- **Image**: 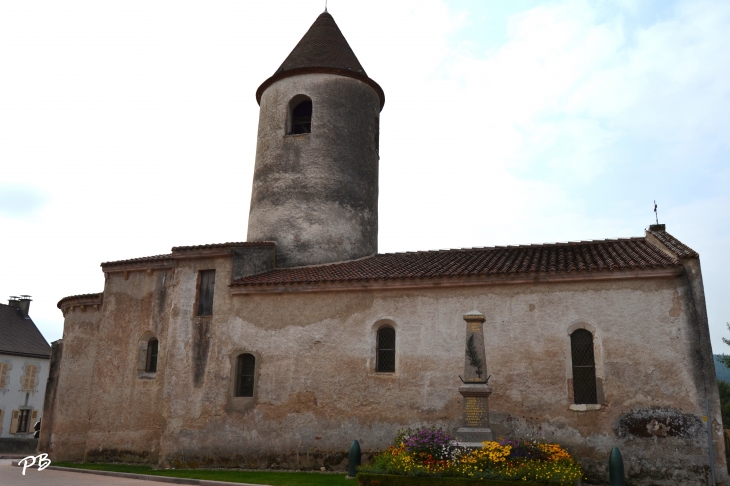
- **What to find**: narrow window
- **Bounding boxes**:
[374,114,380,153]
[197,270,216,316]
[17,409,30,433]
[146,339,159,372]
[235,354,256,397]
[290,99,312,134]
[21,365,38,391]
[0,362,9,389]
[376,326,396,373]
[571,329,598,404]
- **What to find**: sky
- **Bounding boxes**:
[1,0,728,351]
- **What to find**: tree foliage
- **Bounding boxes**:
[718,323,730,429]
[719,381,730,429]
[718,323,730,368]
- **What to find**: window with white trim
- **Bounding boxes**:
[570,329,598,404]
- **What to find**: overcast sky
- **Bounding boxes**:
[1,0,728,352]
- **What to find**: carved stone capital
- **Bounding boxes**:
[463,310,485,322]
[458,383,493,398]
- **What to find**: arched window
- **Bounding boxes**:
[570,329,597,404]
[288,97,312,135]
[146,338,159,373]
[235,353,256,397]
[376,326,396,373]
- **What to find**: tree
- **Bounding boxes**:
[719,323,730,368]
[717,323,730,429]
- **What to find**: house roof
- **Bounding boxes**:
[171,242,276,252]
[101,242,276,268]
[101,254,173,268]
[94,232,694,289]
[256,12,385,109]
[231,236,684,287]
[649,230,699,258]
[0,304,51,358]
[278,12,365,75]
[56,293,103,310]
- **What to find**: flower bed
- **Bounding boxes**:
[358,428,582,485]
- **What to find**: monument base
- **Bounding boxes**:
[455,426,493,444]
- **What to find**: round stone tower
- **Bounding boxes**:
[247,11,385,268]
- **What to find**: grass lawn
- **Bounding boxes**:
[53,462,352,486]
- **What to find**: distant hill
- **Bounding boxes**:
[714,355,730,382]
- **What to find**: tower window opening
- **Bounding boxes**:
[289,99,312,134]
[376,325,396,373]
[235,353,256,397]
[146,338,159,373]
[570,329,598,404]
[196,270,216,316]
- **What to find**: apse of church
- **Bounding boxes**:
[41,11,726,485]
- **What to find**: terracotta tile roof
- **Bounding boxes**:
[0,304,51,358]
[101,242,277,268]
[57,293,103,309]
[171,242,275,252]
[256,12,384,109]
[649,230,699,258]
[231,237,682,287]
[101,254,173,268]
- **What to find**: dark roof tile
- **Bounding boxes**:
[57,293,102,309]
[101,254,173,268]
[0,304,51,358]
[277,12,365,75]
[232,237,682,287]
[171,242,275,252]
[256,12,384,109]
[650,230,699,258]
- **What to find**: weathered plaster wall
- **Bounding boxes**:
[46,303,101,460]
[247,73,380,267]
[82,270,171,463]
[38,340,61,453]
[157,256,237,466]
[52,253,725,484]
[151,257,720,483]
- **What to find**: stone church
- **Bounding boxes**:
[40,11,726,485]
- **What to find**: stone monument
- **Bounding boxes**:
[455,310,493,446]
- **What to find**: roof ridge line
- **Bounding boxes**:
[376,236,647,256]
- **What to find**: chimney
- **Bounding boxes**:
[17,295,32,317]
[8,296,20,308]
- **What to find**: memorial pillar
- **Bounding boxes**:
[455,310,493,445]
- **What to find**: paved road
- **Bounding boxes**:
[0,459,156,485]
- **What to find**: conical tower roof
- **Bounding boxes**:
[256,12,384,110]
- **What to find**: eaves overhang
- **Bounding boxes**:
[256,67,385,111]
[229,266,684,295]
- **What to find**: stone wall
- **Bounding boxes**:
[45,297,102,461]
[247,73,380,267]
[50,252,726,484]
[82,270,170,464]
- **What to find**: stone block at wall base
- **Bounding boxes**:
[454,427,492,443]
[0,438,38,454]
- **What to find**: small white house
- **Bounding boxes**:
[0,296,51,442]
